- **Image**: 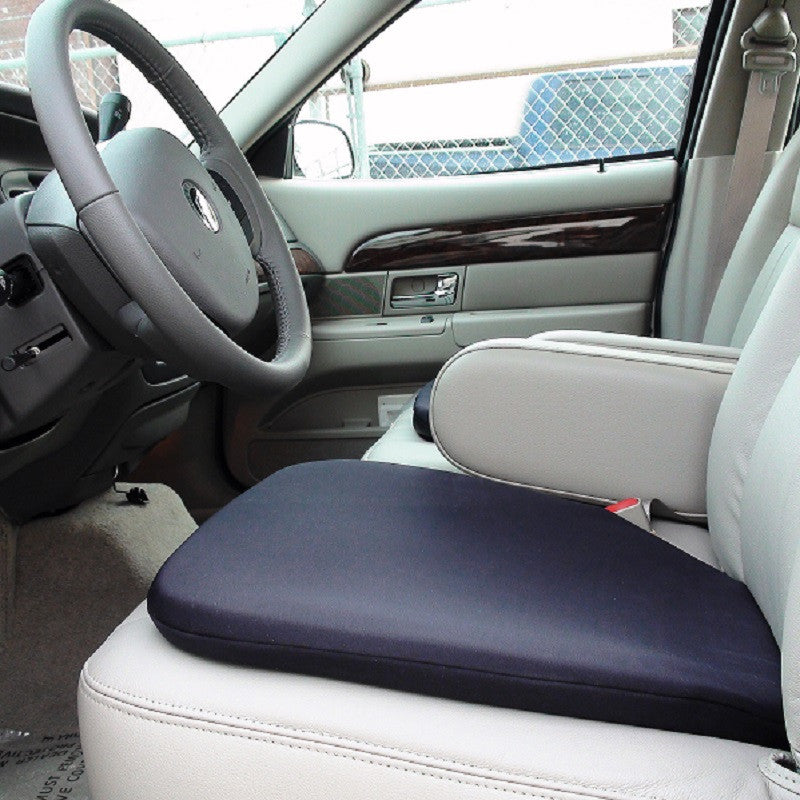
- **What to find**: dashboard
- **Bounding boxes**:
[0,86,231,522]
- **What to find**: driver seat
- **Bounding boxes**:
[78,179,800,798]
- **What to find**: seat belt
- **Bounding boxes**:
[606,498,706,533]
[702,0,797,324]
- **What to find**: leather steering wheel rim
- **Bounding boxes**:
[25,0,312,396]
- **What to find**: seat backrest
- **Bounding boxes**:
[705,127,800,633]
[705,181,800,751]
[703,130,800,347]
[707,128,800,604]
[708,239,800,619]
[710,302,800,759]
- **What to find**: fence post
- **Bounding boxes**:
[342,58,369,178]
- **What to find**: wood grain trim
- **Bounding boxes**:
[290,246,322,275]
[345,205,670,273]
[255,246,321,282]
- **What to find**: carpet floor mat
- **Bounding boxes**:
[0,730,88,800]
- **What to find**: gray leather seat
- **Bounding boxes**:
[364,128,800,492]
[80,602,792,800]
[80,201,800,797]
[79,126,800,800]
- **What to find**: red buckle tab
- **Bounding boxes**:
[605,498,640,513]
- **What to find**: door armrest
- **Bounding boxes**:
[430,336,736,517]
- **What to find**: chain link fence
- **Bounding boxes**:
[66,36,121,111]
[0,0,709,180]
[0,3,296,129]
[301,4,710,179]
[673,4,710,47]
[0,4,120,112]
[361,62,697,180]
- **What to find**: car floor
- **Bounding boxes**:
[0,483,196,799]
[1,730,88,800]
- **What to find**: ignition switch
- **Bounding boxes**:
[0,258,43,307]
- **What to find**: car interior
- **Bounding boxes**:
[2,0,800,797]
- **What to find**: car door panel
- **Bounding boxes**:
[461,253,659,311]
[263,159,676,272]
[223,158,675,485]
[451,304,649,347]
[343,205,670,273]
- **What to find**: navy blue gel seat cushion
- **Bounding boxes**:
[148,460,784,747]
[412,379,434,440]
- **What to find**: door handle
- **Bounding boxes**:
[391,273,459,309]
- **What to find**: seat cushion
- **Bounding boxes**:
[653,519,720,568]
[412,379,434,440]
[148,460,784,747]
[79,604,777,800]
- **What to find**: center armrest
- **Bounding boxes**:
[429,335,737,517]
[532,330,742,363]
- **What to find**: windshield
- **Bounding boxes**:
[0,0,325,135]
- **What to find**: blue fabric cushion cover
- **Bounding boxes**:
[148,460,784,747]
[412,380,434,441]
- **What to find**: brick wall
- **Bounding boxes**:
[0,1,42,61]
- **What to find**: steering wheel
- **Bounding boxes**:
[25,0,312,396]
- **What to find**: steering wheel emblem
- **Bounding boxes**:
[183,181,220,233]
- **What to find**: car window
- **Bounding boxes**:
[295,0,710,179]
[0,0,326,136]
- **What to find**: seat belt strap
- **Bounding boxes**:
[606,498,707,533]
[703,0,797,324]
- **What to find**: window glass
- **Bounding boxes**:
[296,0,710,179]
[0,0,325,136]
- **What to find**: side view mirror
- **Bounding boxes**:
[292,120,355,180]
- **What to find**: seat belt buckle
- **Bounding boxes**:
[742,47,797,73]
[742,29,798,93]
[605,498,653,533]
